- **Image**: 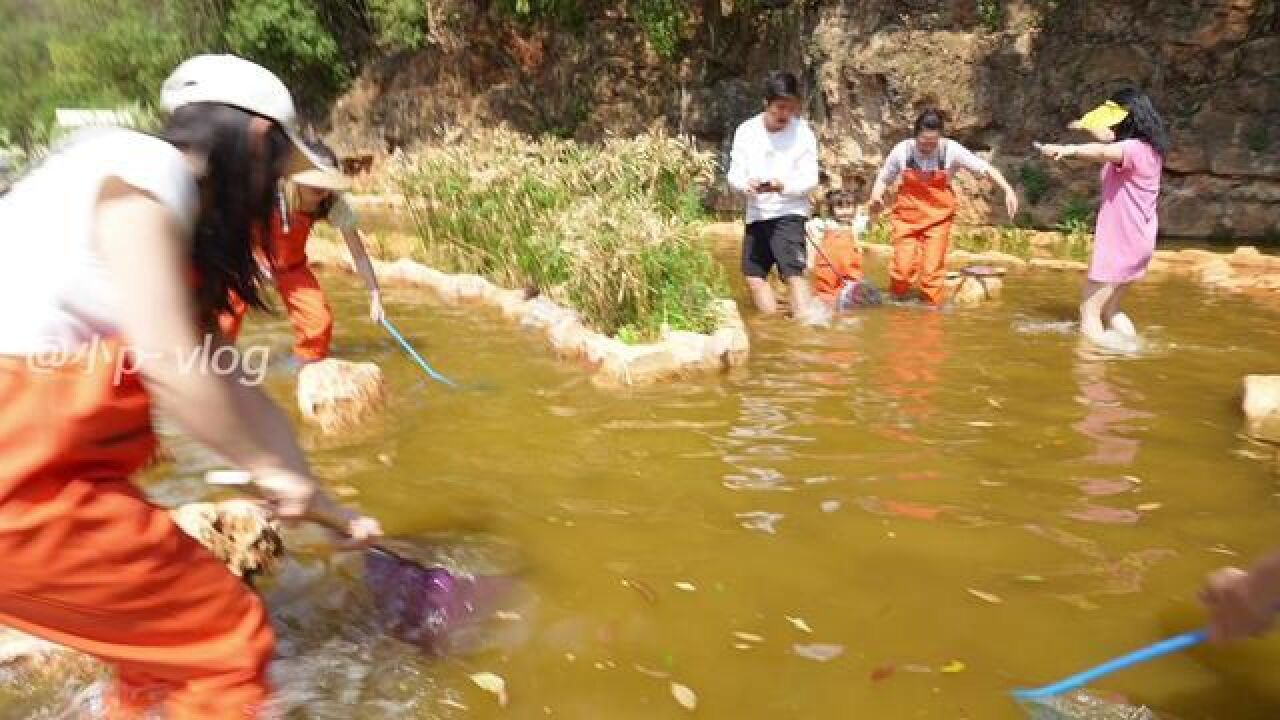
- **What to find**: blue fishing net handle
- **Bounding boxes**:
[381,318,458,389]
[1012,629,1207,701]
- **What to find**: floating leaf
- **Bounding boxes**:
[1017,575,1045,584]
[786,616,814,634]
[966,588,1004,604]
[870,665,896,682]
[674,582,697,592]
[470,672,508,706]
[940,660,966,674]
[621,578,657,604]
[671,682,697,711]
[793,643,845,662]
[1136,502,1162,512]
[635,664,669,679]
[733,631,764,643]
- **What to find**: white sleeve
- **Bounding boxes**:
[875,141,908,186]
[780,125,819,198]
[326,194,360,232]
[104,133,199,234]
[726,123,752,192]
[947,139,991,176]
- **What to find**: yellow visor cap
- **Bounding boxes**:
[1076,100,1129,131]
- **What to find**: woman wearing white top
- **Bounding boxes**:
[868,109,1018,306]
[0,55,381,718]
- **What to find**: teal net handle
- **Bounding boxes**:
[382,318,459,389]
[1012,629,1207,701]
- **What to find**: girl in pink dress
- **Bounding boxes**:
[1036,88,1169,351]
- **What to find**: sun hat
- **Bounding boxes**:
[1074,100,1130,132]
[160,54,331,176]
[290,142,352,192]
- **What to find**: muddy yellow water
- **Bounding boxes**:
[9,247,1280,719]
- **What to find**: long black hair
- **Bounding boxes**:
[1109,88,1169,157]
[162,103,290,329]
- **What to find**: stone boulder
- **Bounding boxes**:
[170,499,285,582]
[1243,375,1280,444]
[296,359,386,434]
[946,274,1003,306]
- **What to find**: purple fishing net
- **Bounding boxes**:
[363,548,508,654]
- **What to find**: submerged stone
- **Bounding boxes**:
[170,499,284,582]
[297,358,386,435]
[1243,375,1280,444]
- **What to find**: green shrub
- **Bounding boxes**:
[367,0,427,52]
[1057,195,1096,235]
[223,0,349,109]
[978,0,1003,32]
[997,226,1032,258]
[1019,162,1050,205]
[395,129,727,340]
[954,231,993,254]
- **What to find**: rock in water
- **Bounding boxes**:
[296,358,386,434]
[170,499,284,582]
[1243,375,1280,444]
[946,274,1003,306]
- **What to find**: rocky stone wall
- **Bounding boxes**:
[325,0,1277,240]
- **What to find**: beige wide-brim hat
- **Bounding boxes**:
[291,167,352,192]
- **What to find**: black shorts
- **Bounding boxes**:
[742,215,807,280]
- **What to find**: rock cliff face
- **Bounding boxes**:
[327,0,1278,240]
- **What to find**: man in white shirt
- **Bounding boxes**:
[727,71,820,317]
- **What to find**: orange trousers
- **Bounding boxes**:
[0,344,275,719]
[220,264,334,361]
[889,217,953,305]
[889,167,958,306]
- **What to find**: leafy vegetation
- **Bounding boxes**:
[977,0,1004,32]
[1019,163,1050,205]
[395,130,726,340]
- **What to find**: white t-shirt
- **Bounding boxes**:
[727,114,820,224]
[0,128,198,354]
[875,138,991,186]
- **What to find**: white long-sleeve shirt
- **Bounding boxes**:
[727,114,819,224]
[874,137,991,186]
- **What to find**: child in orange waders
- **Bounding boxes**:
[868,108,1019,306]
[807,189,882,310]
[0,54,381,719]
[219,140,383,362]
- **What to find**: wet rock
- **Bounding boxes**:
[662,330,717,369]
[1243,375,1280,444]
[595,344,681,387]
[170,499,285,581]
[945,275,1003,307]
[548,317,590,359]
[494,288,531,320]
[296,359,386,435]
[1030,258,1089,272]
[1196,257,1234,285]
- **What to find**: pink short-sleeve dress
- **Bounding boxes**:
[1089,139,1163,284]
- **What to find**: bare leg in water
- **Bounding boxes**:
[787,275,817,322]
[1080,280,1136,350]
[1101,283,1137,337]
[746,276,779,314]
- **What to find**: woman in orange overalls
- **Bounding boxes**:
[867,108,1019,306]
[220,140,383,363]
[0,54,381,719]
